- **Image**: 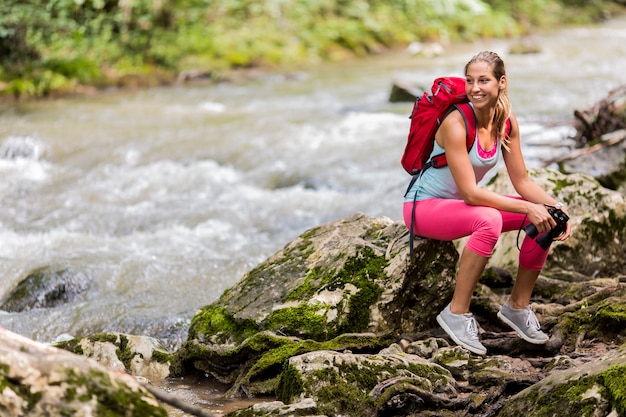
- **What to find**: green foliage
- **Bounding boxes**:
[1,0,623,98]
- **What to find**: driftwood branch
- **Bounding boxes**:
[544,129,626,166]
[142,383,217,417]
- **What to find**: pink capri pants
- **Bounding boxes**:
[403,196,549,271]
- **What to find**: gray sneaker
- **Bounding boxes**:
[497,301,549,344]
[436,304,487,355]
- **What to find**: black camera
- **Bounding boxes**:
[524,207,569,250]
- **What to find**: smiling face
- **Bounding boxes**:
[465,61,506,110]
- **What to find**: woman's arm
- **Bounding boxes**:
[502,114,555,204]
[437,111,570,237]
[502,114,571,239]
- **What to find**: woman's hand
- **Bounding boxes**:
[526,202,571,240]
[526,203,556,234]
[552,205,572,241]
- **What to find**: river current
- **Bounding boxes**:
[1,17,626,357]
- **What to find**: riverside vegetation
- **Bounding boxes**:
[1,0,625,100]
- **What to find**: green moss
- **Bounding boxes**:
[114,334,135,372]
[0,366,42,414]
[219,333,393,398]
[600,365,626,416]
[500,362,626,417]
[1,364,165,416]
[235,339,326,393]
[54,338,84,355]
[286,268,320,301]
[333,247,386,334]
[275,363,305,403]
[581,210,626,250]
[173,331,296,380]
[87,333,119,345]
[559,296,626,345]
[57,333,172,373]
[597,155,626,190]
[560,282,596,302]
[63,368,167,416]
[407,363,451,385]
[266,303,329,340]
[306,361,395,416]
[86,334,133,372]
[188,305,260,343]
[435,348,472,364]
[592,302,626,336]
[314,368,376,417]
[287,246,389,338]
[151,349,172,364]
[478,267,501,288]
[284,353,450,415]
[299,226,322,241]
[548,175,578,194]
[205,245,387,344]
[339,277,383,334]
[499,374,599,417]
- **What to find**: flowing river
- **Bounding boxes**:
[1,15,626,415]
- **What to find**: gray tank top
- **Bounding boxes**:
[404,135,500,202]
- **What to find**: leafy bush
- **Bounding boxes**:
[0,0,623,98]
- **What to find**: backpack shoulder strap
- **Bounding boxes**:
[454,102,477,152]
[428,102,476,169]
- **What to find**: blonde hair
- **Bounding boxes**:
[464,51,511,151]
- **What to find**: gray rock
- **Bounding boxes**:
[484,168,626,277]
[54,332,172,382]
[0,327,167,417]
[1,266,90,312]
[498,344,626,417]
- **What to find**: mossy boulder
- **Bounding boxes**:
[498,343,626,417]
[485,168,626,277]
[548,284,626,349]
[187,213,458,345]
[274,344,457,417]
[175,213,459,395]
[0,327,167,417]
[177,332,393,397]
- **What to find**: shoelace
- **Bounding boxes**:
[525,308,541,331]
[464,316,479,340]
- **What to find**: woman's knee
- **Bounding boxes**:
[473,207,502,237]
[466,208,502,255]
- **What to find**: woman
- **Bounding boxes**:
[403,51,571,355]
